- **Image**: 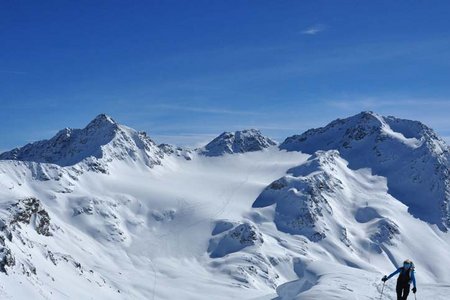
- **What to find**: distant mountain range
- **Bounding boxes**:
[0,111,449,299]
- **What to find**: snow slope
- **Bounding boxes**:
[1,112,450,299]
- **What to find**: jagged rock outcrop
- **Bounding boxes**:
[208,221,263,258]
[158,143,193,160]
[370,218,400,248]
[3,197,52,237]
[0,245,15,274]
[0,197,53,273]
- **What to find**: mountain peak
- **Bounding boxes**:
[201,129,277,157]
[84,114,118,132]
[280,111,450,230]
[351,110,386,124]
[0,114,163,168]
[89,114,116,125]
[358,110,377,117]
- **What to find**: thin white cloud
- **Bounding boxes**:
[233,122,318,132]
[113,37,448,99]
[152,104,263,116]
[328,98,450,109]
[301,24,326,35]
[152,133,218,148]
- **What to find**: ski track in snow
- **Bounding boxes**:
[150,172,252,299]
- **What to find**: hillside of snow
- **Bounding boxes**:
[0,112,450,299]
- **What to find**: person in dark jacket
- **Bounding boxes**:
[382,259,417,300]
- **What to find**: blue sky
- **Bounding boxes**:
[1,1,450,150]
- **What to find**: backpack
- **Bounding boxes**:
[398,262,415,285]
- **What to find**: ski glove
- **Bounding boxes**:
[412,287,417,293]
[381,275,387,282]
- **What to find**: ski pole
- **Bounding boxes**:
[379,282,385,300]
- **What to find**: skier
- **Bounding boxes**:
[382,259,417,300]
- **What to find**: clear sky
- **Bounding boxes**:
[1,1,450,151]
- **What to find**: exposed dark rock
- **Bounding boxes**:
[158,144,193,160]
[208,222,263,258]
[0,247,15,273]
[370,218,400,246]
[9,197,52,236]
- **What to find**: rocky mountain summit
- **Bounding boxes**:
[201,129,277,157]
[0,114,164,168]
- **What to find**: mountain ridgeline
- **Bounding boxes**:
[1,112,448,230]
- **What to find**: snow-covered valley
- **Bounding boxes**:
[0,112,449,299]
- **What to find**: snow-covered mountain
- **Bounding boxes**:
[200,129,277,156]
[280,111,450,231]
[0,114,164,169]
[0,112,450,300]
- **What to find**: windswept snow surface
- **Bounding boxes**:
[1,112,450,300]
